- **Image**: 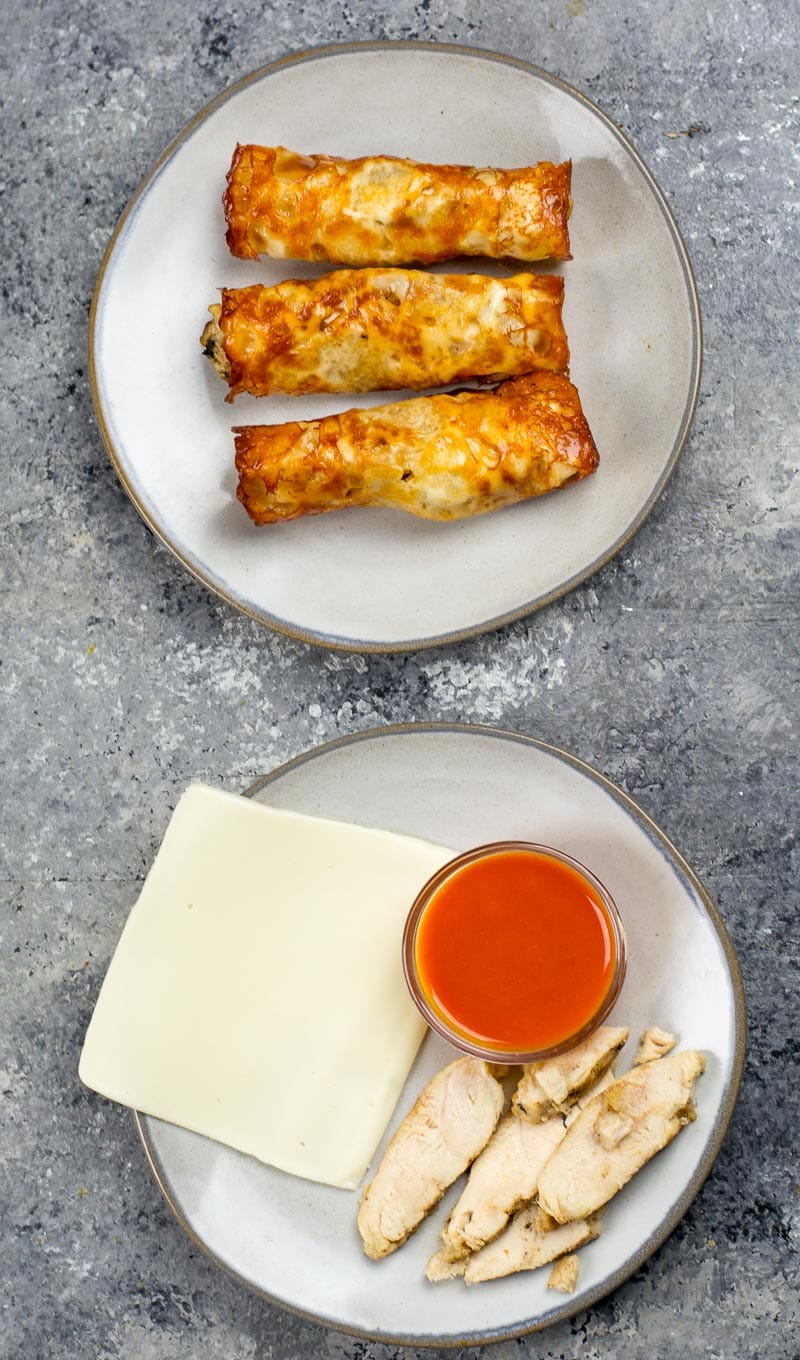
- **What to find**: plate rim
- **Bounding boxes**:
[134,721,745,1347]
[89,39,703,655]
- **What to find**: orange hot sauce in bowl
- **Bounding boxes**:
[403,842,627,1063]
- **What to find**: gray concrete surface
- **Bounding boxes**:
[1,1,798,1357]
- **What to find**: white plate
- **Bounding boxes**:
[90,42,701,653]
[137,725,744,1346]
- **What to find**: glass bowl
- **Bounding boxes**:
[402,840,627,1065]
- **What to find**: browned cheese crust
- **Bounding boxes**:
[234,372,599,525]
[224,145,572,265]
[205,270,569,399]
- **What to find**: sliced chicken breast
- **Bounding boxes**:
[357,1057,505,1259]
[464,1204,601,1283]
[426,1112,565,1277]
[547,1252,581,1293]
[513,1025,629,1121]
[635,1026,676,1065]
[538,1049,706,1223]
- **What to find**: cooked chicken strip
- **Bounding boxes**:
[427,1112,566,1276]
[538,1050,705,1224]
[635,1026,676,1065]
[357,1057,505,1260]
[513,1026,629,1121]
[547,1252,580,1293]
[464,1204,601,1283]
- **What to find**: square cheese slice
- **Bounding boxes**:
[79,784,454,1189]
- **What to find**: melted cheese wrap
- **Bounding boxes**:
[202,270,569,399]
[234,372,599,525]
[224,145,572,265]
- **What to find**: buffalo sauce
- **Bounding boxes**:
[414,848,618,1053]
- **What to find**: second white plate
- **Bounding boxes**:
[91,42,701,651]
[137,725,743,1346]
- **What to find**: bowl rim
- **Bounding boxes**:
[402,839,628,1064]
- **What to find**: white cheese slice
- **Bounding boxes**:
[79,784,454,1189]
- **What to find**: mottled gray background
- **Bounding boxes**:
[1,0,798,1357]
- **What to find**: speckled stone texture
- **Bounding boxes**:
[1,1,798,1357]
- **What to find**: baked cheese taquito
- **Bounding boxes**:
[202,270,569,399]
[234,372,598,525]
[224,145,572,265]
